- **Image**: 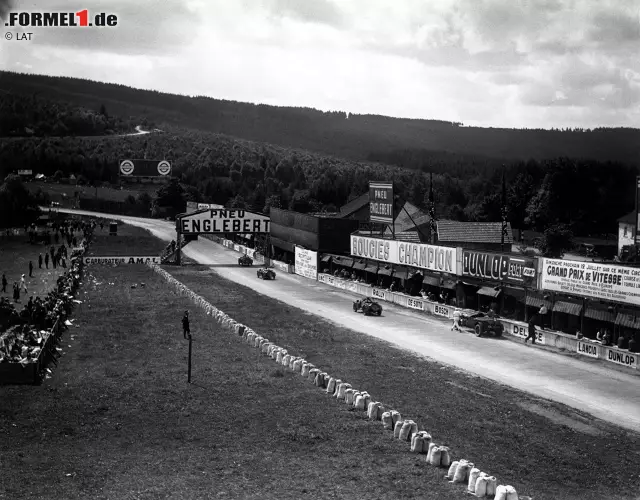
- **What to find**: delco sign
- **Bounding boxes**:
[178,209,270,234]
[462,250,536,286]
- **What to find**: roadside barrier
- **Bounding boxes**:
[147,262,524,499]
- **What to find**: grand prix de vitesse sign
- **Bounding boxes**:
[178,209,270,234]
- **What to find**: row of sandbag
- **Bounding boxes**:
[149,264,522,500]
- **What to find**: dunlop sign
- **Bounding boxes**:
[541,258,640,307]
[178,209,270,234]
[369,181,394,224]
[462,250,536,285]
[350,235,457,274]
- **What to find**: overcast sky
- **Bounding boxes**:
[1,0,638,129]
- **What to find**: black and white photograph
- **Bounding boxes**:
[0,1,639,499]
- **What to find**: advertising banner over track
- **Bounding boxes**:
[350,235,457,274]
[295,246,318,280]
[369,181,394,224]
[462,250,536,286]
[540,258,640,306]
[84,256,159,265]
[178,209,270,235]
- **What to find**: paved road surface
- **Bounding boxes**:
[60,209,640,433]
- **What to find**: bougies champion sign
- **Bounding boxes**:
[540,258,640,307]
[84,256,159,265]
[369,181,394,224]
[178,209,270,234]
[350,235,457,274]
[462,250,536,285]
[295,246,318,280]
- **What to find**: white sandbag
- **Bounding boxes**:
[323,373,331,386]
[375,404,386,420]
[426,442,437,463]
[410,433,424,453]
[452,461,471,484]
[361,393,371,409]
[327,377,337,394]
[390,410,402,426]
[331,379,342,396]
[355,395,367,410]
[393,421,403,439]
[399,420,414,441]
[505,485,519,500]
[485,477,497,497]
[282,354,291,367]
[418,431,432,453]
[293,359,304,373]
[351,391,361,406]
[261,342,271,354]
[408,421,418,440]
[381,412,394,430]
[345,389,356,405]
[494,485,508,500]
[468,468,481,493]
[301,363,310,377]
[308,368,320,382]
[429,446,442,466]
[315,372,325,387]
[367,402,381,420]
[439,446,451,467]
[474,473,489,498]
[288,357,297,370]
[445,461,459,480]
[336,383,351,400]
[254,336,263,348]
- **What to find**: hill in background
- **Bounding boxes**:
[1,70,638,167]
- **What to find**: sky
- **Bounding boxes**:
[0,0,638,129]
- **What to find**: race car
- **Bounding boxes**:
[257,267,276,280]
[238,254,253,266]
[465,312,504,337]
[353,297,383,316]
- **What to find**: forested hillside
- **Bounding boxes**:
[1,125,636,238]
[1,71,639,165]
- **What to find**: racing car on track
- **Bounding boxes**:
[257,267,276,280]
[238,254,253,266]
[461,311,504,337]
[353,297,383,316]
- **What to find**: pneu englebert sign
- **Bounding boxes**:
[350,235,457,274]
[540,258,640,307]
[369,181,394,224]
[294,246,318,280]
[178,209,270,234]
[462,250,536,285]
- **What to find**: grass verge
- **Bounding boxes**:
[162,263,640,500]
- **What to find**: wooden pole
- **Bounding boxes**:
[187,334,192,383]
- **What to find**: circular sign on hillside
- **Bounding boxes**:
[119,160,135,175]
[157,160,171,176]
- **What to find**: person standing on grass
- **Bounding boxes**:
[1,273,7,293]
[44,253,49,269]
[20,274,28,294]
[182,310,191,339]
[13,282,19,302]
[525,315,537,344]
[38,253,43,269]
[52,254,57,269]
[28,260,33,278]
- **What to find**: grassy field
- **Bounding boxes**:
[27,181,160,204]
[0,237,67,302]
[86,223,167,257]
[162,264,640,500]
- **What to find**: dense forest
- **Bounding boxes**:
[0,71,638,241]
[1,71,639,165]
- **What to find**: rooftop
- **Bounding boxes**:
[437,220,514,244]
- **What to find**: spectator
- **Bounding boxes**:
[38,254,43,269]
[617,333,629,350]
[1,273,6,293]
[29,260,33,278]
[44,253,49,269]
[629,335,638,353]
[182,310,190,339]
[20,274,28,293]
[538,305,548,329]
[13,282,19,302]
[596,329,604,342]
[602,329,612,346]
[451,308,461,332]
[525,316,537,344]
[575,330,584,340]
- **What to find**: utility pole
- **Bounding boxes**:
[501,165,508,253]
[187,333,192,383]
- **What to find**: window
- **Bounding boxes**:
[624,226,628,237]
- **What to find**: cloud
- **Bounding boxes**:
[0,0,14,21]
[0,0,637,130]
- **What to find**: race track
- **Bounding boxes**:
[61,209,640,433]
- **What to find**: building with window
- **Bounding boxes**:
[617,210,635,256]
